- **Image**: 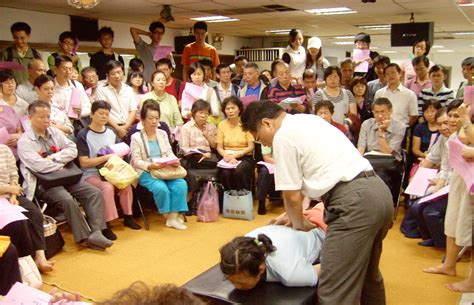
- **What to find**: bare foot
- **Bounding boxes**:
[422,264,456,276]
[37,259,55,273]
[446,279,474,292]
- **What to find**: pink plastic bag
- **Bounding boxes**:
[197,181,219,222]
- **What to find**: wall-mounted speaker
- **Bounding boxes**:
[390,22,434,47]
[70,16,98,42]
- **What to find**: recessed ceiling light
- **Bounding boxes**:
[432,45,445,48]
[382,50,397,54]
[452,31,474,35]
[437,50,454,53]
[191,16,239,23]
[265,29,291,35]
[458,2,474,6]
[333,41,354,45]
[305,7,357,15]
[357,24,391,30]
[334,36,354,39]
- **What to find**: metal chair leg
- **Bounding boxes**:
[136,198,149,230]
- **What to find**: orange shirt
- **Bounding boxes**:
[181,42,220,67]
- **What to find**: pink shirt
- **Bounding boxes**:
[405,77,432,96]
[0,105,21,158]
[179,119,217,155]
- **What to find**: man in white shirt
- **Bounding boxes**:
[96,60,137,139]
[51,55,91,135]
[241,101,393,305]
[214,63,238,103]
[16,58,46,104]
[374,63,418,127]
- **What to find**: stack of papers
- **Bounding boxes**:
[257,161,275,174]
[217,159,241,169]
[279,96,306,111]
[404,168,438,197]
[0,198,27,230]
[151,156,179,165]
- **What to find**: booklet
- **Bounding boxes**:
[151,156,179,165]
[217,159,241,169]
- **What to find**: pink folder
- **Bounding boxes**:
[181,83,203,113]
[418,185,450,203]
[464,86,473,117]
[67,88,82,119]
[448,137,474,193]
[404,167,438,197]
[153,46,173,61]
[353,49,370,73]
[240,95,258,108]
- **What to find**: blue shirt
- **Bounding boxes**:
[148,140,162,158]
[246,83,261,97]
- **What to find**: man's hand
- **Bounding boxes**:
[73,106,82,116]
[117,126,128,139]
[48,288,81,304]
[378,118,391,131]
[292,216,317,232]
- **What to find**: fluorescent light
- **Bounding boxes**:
[437,50,454,53]
[305,7,357,15]
[357,24,391,30]
[333,41,354,45]
[470,45,474,47]
[458,2,474,6]
[265,29,291,35]
[191,16,239,23]
[334,35,354,39]
[431,45,445,48]
[370,46,380,50]
[452,31,474,35]
[382,50,397,54]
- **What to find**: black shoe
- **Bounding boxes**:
[123,215,142,230]
[102,228,117,240]
[258,200,267,215]
[418,239,435,247]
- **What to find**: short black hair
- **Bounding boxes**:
[58,31,77,43]
[11,22,31,35]
[421,99,442,113]
[222,96,244,117]
[412,55,429,68]
[98,26,114,38]
[140,99,161,121]
[129,58,144,72]
[354,32,371,44]
[199,58,213,68]
[54,55,72,68]
[349,76,368,96]
[188,62,204,81]
[91,100,112,114]
[271,59,285,77]
[234,55,248,63]
[447,99,463,113]
[244,62,259,70]
[372,97,392,111]
[81,66,98,78]
[191,99,211,117]
[28,100,51,116]
[216,63,230,74]
[193,21,208,32]
[384,63,401,74]
[241,100,284,132]
[435,108,447,121]
[429,64,447,76]
[155,58,173,69]
[33,74,54,88]
[105,60,124,75]
[0,70,15,83]
[324,66,342,81]
[149,21,165,33]
[314,100,334,115]
[373,55,391,67]
[126,71,145,94]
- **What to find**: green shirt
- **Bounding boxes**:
[47,51,82,74]
[0,46,42,84]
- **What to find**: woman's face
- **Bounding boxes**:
[131,75,144,89]
[36,80,55,102]
[224,102,240,119]
[325,71,340,88]
[309,47,320,57]
[193,109,209,126]
[423,105,437,124]
[414,41,427,57]
[227,271,263,291]
[291,33,304,49]
[143,109,160,131]
[191,68,204,86]
[152,73,166,92]
[1,78,16,96]
[352,83,367,98]
[316,107,332,123]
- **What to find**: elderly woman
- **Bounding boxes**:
[217,96,254,191]
[312,66,357,125]
[142,70,182,130]
[131,100,188,230]
[0,70,29,117]
[179,99,218,169]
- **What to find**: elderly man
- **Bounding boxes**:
[340,58,355,90]
[267,61,306,113]
[241,101,393,305]
[238,63,268,100]
[16,58,46,104]
[18,101,112,250]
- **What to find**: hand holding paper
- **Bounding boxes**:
[353,49,370,73]
[153,46,173,61]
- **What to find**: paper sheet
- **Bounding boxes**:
[153,46,173,61]
[405,167,438,197]
[110,142,130,157]
[0,127,9,145]
[418,185,450,203]
[353,49,370,73]
[217,159,241,169]
[0,61,25,71]
[464,86,474,117]
[257,161,275,174]
[240,95,258,108]
[448,138,474,193]
[152,156,179,165]
[181,83,203,114]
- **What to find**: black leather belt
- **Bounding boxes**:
[352,170,376,180]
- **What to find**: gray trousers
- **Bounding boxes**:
[318,175,393,305]
[40,181,106,243]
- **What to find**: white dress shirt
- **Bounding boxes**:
[16,81,38,104]
[96,83,137,125]
[51,79,91,118]
[374,84,418,127]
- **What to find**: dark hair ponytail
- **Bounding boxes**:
[219,234,276,277]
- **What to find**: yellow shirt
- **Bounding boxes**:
[217,119,254,154]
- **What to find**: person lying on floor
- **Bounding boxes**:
[219,223,325,290]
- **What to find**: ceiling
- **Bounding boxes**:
[1,0,473,54]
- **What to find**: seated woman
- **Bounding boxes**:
[35,74,74,137]
[0,94,22,159]
[219,225,325,289]
[0,144,54,273]
[0,70,29,117]
[0,242,21,295]
[77,101,141,241]
[216,96,254,191]
[412,99,441,161]
[314,100,348,137]
[179,99,218,169]
[130,101,188,230]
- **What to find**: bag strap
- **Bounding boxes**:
[139,131,150,160]
[6,47,13,62]
[174,79,182,96]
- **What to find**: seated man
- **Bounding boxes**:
[199,58,218,88]
[238,63,268,100]
[267,61,306,113]
[214,63,239,103]
[81,66,99,102]
[219,225,325,289]
[16,58,46,104]
[18,101,112,250]
[358,97,406,157]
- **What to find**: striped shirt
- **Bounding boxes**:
[0,144,19,198]
[418,85,455,115]
[267,82,306,113]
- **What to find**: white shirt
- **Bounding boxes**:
[285,45,306,80]
[273,114,372,199]
[96,83,137,125]
[246,225,325,287]
[0,96,29,117]
[51,79,91,118]
[374,84,418,127]
[16,81,38,104]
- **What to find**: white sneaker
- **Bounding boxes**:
[177,216,184,224]
[166,218,187,230]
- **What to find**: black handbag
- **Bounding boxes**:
[29,162,83,189]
